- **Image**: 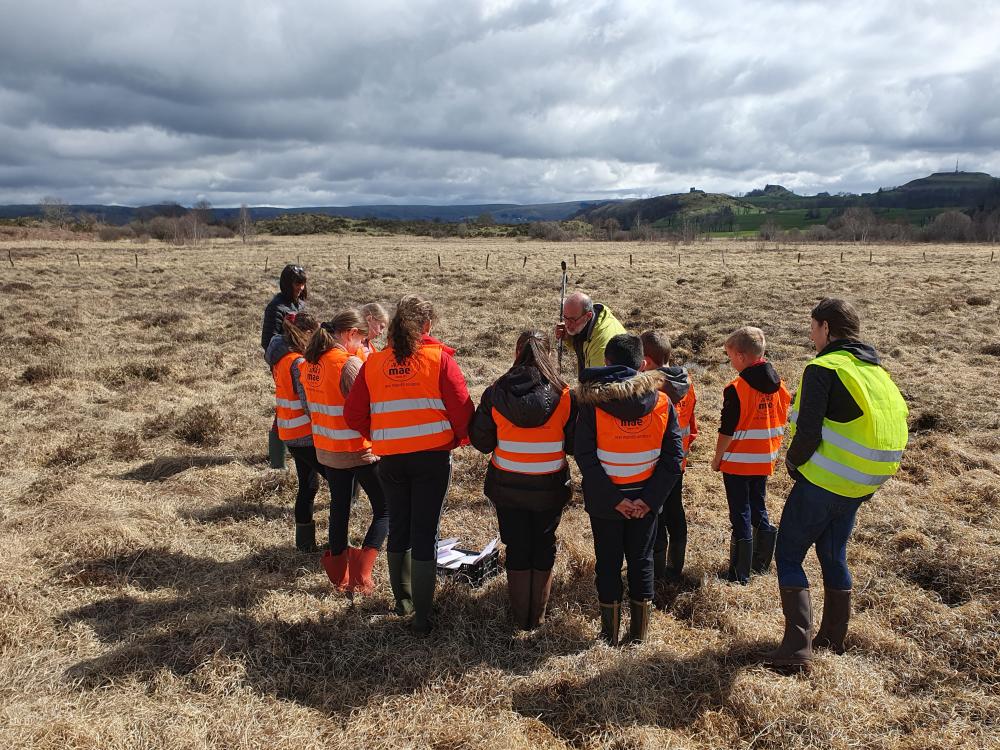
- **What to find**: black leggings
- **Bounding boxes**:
[287,444,325,524]
[326,462,390,554]
[590,512,658,603]
[495,506,563,571]
[653,474,687,553]
[380,450,452,562]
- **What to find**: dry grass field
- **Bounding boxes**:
[1,234,998,749]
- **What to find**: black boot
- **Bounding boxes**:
[599,601,621,646]
[295,522,317,553]
[762,587,813,668]
[268,427,286,469]
[751,524,777,575]
[410,558,437,636]
[625,599,652,644]
[665,532,687,581]
[726,535,753,585]
[813,588,851,654]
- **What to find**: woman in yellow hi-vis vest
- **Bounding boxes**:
[765,298,908,668]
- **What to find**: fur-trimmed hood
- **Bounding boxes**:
[576,367,666,421]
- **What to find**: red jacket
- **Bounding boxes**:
[344,335,473,449]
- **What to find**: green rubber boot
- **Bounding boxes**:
[387,551,414,616]
[410,558,437,636]
[268,427,286,469]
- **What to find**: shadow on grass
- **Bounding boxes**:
[512,641,761,739]
[119,454,266,482]
[57,546,595,715]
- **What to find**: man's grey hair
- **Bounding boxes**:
[568,291,594,313]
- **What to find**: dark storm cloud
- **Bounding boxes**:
[1,0,998,206]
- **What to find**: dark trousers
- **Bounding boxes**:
[775,479,867,589]
[722,473,773,541]
[653,474,686,554]
[589,512,658,603]
[380,450,452,562]
[326,462,390,554]
[287,444,324,524]
[495,505,564,571]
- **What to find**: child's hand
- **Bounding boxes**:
[711,456,722,472]
[633,500,652,518]
[615,499,637,518]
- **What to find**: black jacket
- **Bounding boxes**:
[786,340,880,470]
[573,366,684,520]
[719,361,782,435]
[470,366,576,511]
[260,293,304,351]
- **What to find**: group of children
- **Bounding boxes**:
[264,267,791,641]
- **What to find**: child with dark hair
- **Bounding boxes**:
[574,333,684,645]
[639,330,698,583]
[265,311,329,552]
[470,330,576,630]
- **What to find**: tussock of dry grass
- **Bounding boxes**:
[1,235,998,749]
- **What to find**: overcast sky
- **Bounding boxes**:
[1,0,998,207]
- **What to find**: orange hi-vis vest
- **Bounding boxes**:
[491,386,572,475]
[273,352,312,441]
[301,348,369,453]
[364,343,454,456]
[719,375,791,476]
[596,391,672,489]
[673,383,696,471]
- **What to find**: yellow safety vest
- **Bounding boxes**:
[788,350,908,498]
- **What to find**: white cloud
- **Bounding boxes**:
[0,0,998,205]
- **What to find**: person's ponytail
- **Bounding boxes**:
[514,329,566,390]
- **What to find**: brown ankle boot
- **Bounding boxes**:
[763,587,813,667]
[813,588,851,654]
[528,569,553,629]
[506,569,532,630]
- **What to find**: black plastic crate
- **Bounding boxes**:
[436,547,501,587]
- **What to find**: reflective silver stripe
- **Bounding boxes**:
[493,454,566,474]
[600,459,658,477]
[313,425,363,441]
[497,439,564,453]
[789,409,798,424]
[371,398,446,415]
[597,448,661,464]
[308,403,345,417]
[277,415,310,430]
[275,397,303,409]
[810,453,893,487]
[372,420,451,441]
[732,427,785,440]
[821,427,904,463]
[722,450,780,463]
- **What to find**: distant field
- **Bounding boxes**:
[1,235,998,749]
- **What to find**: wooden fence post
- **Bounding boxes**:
[134,252,138,268]
[348,255,351,270]
[7,249,12,267]
[438,254,441,268]
[264,257,268,272]
[76,253,81,267]
[486,253,490,270]
[523,255,527,268]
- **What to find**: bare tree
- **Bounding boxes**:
[841,207,876,244]
[191,199,212,243]
[40,196,71,227]
[238,203,254,244]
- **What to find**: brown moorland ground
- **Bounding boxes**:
[1,234,998,750]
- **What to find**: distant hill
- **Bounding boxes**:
[0,200,616,226]
[573,190,759,231]
[742,171,1000,211]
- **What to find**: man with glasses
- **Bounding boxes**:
[555,292,626,374]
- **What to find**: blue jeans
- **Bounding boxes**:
[775,479,869,589]
[722,473,773,541]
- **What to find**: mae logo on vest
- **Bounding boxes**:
[616,414,651,434]
[383,357,417,383]
[305,363,323,388]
